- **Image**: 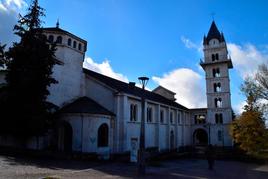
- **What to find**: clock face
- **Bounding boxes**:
[209,38,219,46]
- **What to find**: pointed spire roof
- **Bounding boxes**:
[203,21,225,45]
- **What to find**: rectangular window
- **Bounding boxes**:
[170,112,173,124]
[147,107,152,123]
[177,113,181,124]
[130,104,137,121]
[160,110,164,123]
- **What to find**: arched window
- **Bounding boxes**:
[215,98,222,108]
[78,43,82,51]
[213,68,221,77]
[56,36,62,44]
[214,83,221,92]
[215,53,219,60]
[212,54,215,61]
[48,35,54,43]
[73,41,77,48]
[98,123,109,147]
[68,38,72,46]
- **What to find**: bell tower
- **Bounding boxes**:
[201,21,233,146]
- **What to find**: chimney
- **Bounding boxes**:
[129,82,136,89]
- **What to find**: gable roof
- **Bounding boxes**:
[83,68,188,111]
[59,96,115,116]
[153,85,176,95]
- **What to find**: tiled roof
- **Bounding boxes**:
[59,96,115,116]
[83,68,189,111]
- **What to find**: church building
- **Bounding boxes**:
[0,21,234,156]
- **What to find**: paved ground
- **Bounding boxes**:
[0,155,267,179]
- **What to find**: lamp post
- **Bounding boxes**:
[138,76,149,175]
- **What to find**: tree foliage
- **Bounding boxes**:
[241,63,268,115]
[0,44,6,67]
[230,93,268,154]
[0,0,60,136]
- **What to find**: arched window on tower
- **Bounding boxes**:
[48,35,54,43]
[56,36,62,44]
[214,83,221,92]
[68,38,72,46]
[215,53,219,60]
[78,43,82,51]
[97,123,109,147]
[213,68,221,77]
[73,41,77,48]
[214,98,222,108]
[212,54,215,61]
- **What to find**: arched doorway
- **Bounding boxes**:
[58,121,73,152]
[193,128,208,146]
[98,123,109,147]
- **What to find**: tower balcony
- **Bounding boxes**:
[200,58,233,70]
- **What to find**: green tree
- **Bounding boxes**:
[230,94,268,154]
[241,63,268,115]
[0,44,6,67]
[0,0,60,136]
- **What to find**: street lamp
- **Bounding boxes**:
[138,76,149,175]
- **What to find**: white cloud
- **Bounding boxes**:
[83,57,129,82]
[233,101,246,115]
[181,36,202,52]
[153,68,206,108]
[228,43,268,79]
[0,0,27,46]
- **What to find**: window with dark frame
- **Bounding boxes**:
[73,41,77,48]
[215,53,219,60]
[212,54,215,61]
[68,38,72,46]
[170,112,173,124]
[147,107,152,123]
[130,104,137,121]
[56,36,62,44]
[160,110,164,123]
[215,98,222,108]
[78,43,82,50]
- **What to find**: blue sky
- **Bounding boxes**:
[1,0,268,113]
